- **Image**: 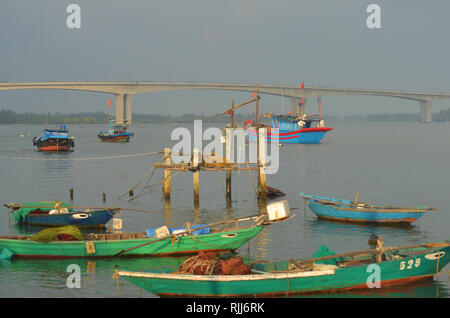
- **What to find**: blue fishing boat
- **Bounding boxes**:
[247,114,333,144]
[98,119,134,142]
[33,125,74,151]
[246,98,332,144]
[299,192,435,224]
[5,202,118,228]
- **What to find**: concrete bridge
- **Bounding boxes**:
[1,82,450,123]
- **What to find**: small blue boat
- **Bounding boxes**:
[5,202,118,228]
[299,192,435,225]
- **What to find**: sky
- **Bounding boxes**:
[0,0,450,116]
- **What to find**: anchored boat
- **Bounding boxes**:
[246,97,332,144]
[33,125,74,151]
[247,114,332,144]
[299,192,436,224]
[98,119,133,142]
[4,202,117,228]
[115,240,450,297]
[0,215,269,259]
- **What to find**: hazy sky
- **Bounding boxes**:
[1,1,450,116]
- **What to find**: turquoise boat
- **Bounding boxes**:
[0,215,266,259]
[299,192,435,224]
[115,241,450,297]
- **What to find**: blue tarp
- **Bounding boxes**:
[145,224,210,238]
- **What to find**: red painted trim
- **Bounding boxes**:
[248,127,332,137]
[317,215,417,224]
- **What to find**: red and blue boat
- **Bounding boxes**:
[247,114,332,144]
[33,125,75,151]
[299,192,436,225]
[98,119,134,142]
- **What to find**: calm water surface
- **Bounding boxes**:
[0,121,449,297]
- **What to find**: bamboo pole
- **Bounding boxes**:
[354,192,360,205]
[225,128,233,205]
[193,148,200,207]
[255,88,261,199]
[163,148,172,201]
[259,128,267,202]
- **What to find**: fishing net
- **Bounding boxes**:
[30,226,84,243]
[176,251,251,275]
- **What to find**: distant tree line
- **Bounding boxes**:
[0,109,254,124]
[1,108,450,124]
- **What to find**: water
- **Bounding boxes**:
[0,121,449,298]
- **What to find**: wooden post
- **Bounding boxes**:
[225,128,233,206]
[231,99,235,128]
[69,188,74,201]
[354,192,360,205]
[102,193,106,203]
[193,148,200,207]
[255,88,261,199]
[163,148,172,201]
[259,128,267,202]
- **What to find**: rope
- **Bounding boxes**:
[0,151,161,161]
[117,153,169,200]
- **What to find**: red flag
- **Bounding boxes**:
[252,91,255,98]
[300,81,304,89]
[108,99,111,108]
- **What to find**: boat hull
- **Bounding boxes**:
[300,192,428,224]
[98,133,132,142]
[307,202,425,224]
[247,127,332,144]
[117,246,450,297]
[34,139,73,151]
[0,226,263,259]
[18,209,116,228]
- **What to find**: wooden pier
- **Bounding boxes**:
[154,91,271,207]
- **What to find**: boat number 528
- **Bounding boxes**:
[400,258,420,270]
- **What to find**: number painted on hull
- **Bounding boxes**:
[400,258,421,270]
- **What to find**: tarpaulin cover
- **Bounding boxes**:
[30,226,84,243]
[13,202,73,222]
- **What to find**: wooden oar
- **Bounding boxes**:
[113,214,264,256]
[292,241,450,266]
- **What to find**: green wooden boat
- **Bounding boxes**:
[116,240,450,297]
[0,215,266,259]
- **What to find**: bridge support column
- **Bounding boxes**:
[419,100,432,123]
[115,94,124,125]
[125,94,132,125]
[290,97,307,117]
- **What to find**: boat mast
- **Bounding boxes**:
[45,104,48,127]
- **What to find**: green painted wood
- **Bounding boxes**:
[0,226,263,258]
[118,244,450,296]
